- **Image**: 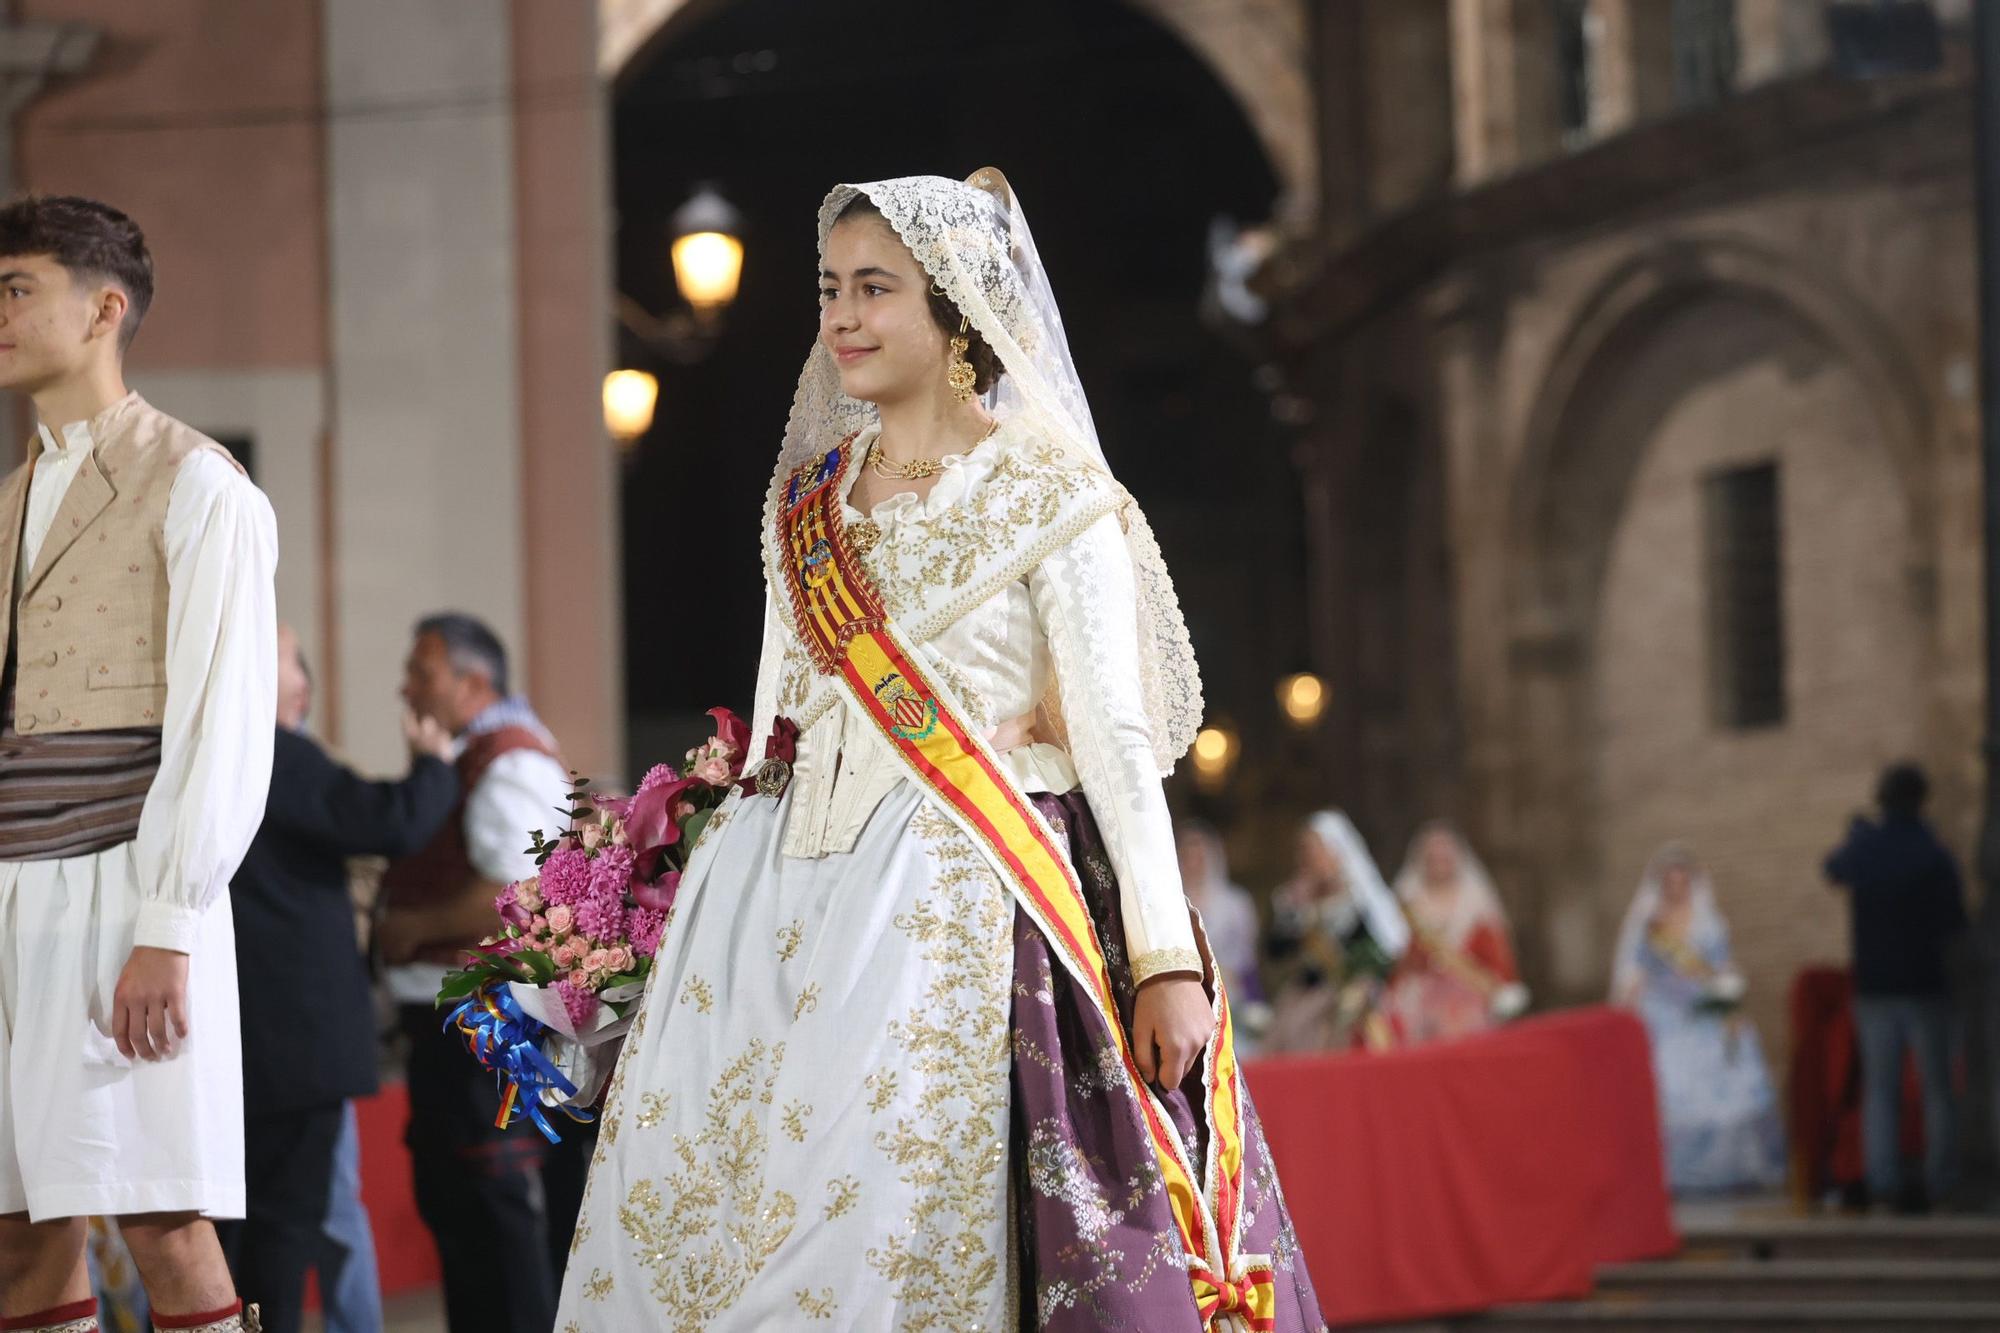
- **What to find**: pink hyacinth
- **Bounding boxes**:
[635,762,680,795]
[574,893,627,945]
[538,846,591,908]
[628,907,667,958]
[555,977,600,1030]
[586,844,636,898]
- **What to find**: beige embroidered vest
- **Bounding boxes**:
[0,396,244,733]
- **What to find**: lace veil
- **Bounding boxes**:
[1608,842,1730,1003]
[777,169,1202,774]
[1393,821,1511,949]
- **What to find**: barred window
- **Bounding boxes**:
[1553,0,1593,144]
[1704,461,1785,730]
[1672,0,1739,107]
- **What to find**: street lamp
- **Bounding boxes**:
[603,369,659,446]
[619,183,746,367]
[1190,723,1239,792]
[669,184,745,318]
[1277,672,1328,728]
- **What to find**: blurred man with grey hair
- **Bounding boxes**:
[377,613,574,1333]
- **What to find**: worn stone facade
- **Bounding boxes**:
[1273,5,1981,1061]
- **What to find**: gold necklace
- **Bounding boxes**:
[866,420,998,480]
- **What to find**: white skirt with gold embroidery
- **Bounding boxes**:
[556,782,1017,1332]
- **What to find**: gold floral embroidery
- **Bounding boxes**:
[864,1069,898,1112]
[1131,946,1203,985]
[778,649,816,714]
[925,654,992,730]
[823,1174,861,1220]
[581,1267,614,1301]
[689,799,732,852]
[679,976,714,1014]
[793,982,821,1021]
[795,1287,838,1319]
[776,919,803,962]
[861,805,1014,1325]
[781,1098,813,1143]
[636,1091,669,1131]
[619,1037,798,1328]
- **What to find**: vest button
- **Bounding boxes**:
[41,708,60,724]
[39,651,56,667]
[42,595,60,611]
[17,715,34,732]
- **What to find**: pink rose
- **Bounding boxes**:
[551,939,580,968]
[578,820,606,850]
[692,756,733,787]
[606,945,635,973]
[546,904,574,935]
[529,913,550,939]
[583,948,612,973]
[516,876,544,912]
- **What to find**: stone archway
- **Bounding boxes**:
[1502,237,1936,1030]
[596,0,1315,219]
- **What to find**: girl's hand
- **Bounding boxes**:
[1132,973,1212,1089]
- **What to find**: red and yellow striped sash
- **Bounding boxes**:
[775,439,1271,1330]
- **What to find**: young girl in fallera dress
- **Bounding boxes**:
[554,172,1325,1331]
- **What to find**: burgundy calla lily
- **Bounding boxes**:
[632,869,681,913]
[708,706,751,764]
[622,774,702,852]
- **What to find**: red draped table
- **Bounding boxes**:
[1244,1006,1679,1326]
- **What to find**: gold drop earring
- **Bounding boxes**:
[946,316,979,404]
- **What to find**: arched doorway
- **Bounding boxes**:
[609,0,1288,775]
[1508,250,1935,1056]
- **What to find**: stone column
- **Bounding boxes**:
[0,19,96,456]
[1450,0,1563,186]
[1736,0,1831,89]
[1586,0,1674,137]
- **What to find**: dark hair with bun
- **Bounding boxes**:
[833,194,1005,395]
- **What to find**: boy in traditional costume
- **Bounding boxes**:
[0,197,277,1333]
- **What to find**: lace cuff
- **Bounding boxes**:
[1132,946,1204,986]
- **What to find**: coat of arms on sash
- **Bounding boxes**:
[872,670,938,741]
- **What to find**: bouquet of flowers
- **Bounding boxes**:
[437,707,786,1139]
[1693,969,1748,1018]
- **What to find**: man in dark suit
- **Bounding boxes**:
[216,625,459,1333]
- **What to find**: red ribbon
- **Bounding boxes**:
[738,715,799,797]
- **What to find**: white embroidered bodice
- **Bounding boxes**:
[747,422,1201,983]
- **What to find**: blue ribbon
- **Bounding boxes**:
[444,980,597,1143]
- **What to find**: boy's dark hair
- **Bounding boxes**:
[0,196,154,353]
[1878,762,1929,818]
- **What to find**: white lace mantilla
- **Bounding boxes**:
[773,169,1202,775]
